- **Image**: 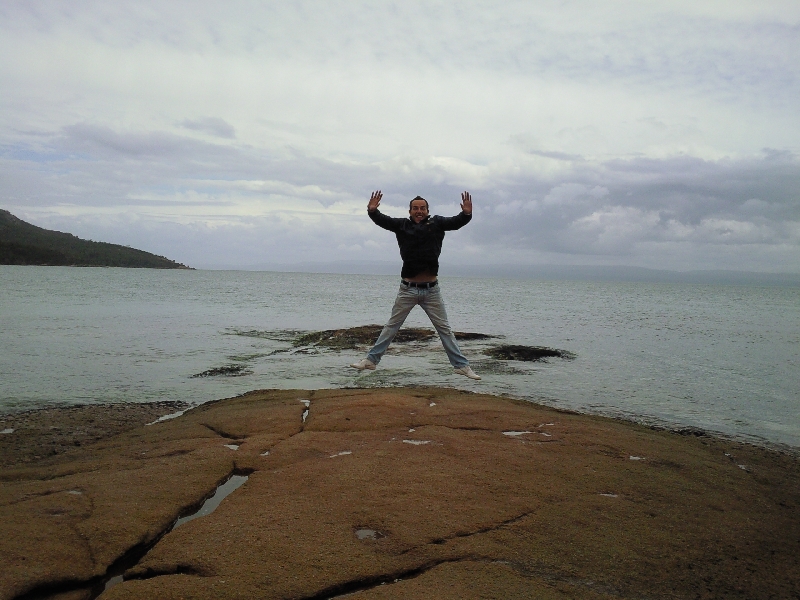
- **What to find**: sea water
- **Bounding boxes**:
[1,266,798,450]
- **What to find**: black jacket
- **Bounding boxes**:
[368,209,472,279]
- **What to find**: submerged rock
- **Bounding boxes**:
[294,325,495,350]
[191,365,251,378]
[453,331,494,340]
[484,344,576,361]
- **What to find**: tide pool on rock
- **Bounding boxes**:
[1,388,798,600]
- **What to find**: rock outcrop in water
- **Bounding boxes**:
[293,325,495,350]
[484,345,576,362]
[1,389,798,599]
[191,365,252,378]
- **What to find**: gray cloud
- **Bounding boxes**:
[180,117,236,139]
[62,123,189,157]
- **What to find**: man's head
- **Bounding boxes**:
[409,196,430,223]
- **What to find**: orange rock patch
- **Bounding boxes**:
[1,388,798,599]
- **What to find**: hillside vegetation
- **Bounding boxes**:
[0,209,191,268]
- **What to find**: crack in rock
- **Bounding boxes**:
[121,563,207,582]
[437,425,493,432]
[299,391,315,430]
[399,510,533,555]
[298,557,473,600]
[201,423,243,441]
[93,469,252,597]
[12,575,104,600]
[297,554,629,600]
[452,510,532,539]
[11,469,251,600]
[7,488,70,506]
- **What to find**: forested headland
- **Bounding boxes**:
[0,209,191,269]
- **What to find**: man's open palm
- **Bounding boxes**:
[368,190,382,211]
[461,191,473,215]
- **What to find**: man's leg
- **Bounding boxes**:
[364,285,418,365]
[419,286,470,369]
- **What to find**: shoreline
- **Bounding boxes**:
[3,390,797,463]
[2,387,799,599]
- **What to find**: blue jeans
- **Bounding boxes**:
[367,283,469,368]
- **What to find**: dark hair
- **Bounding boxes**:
[409,196,429,211]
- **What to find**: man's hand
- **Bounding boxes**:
[368,190,382,212]
[460,191,473,215]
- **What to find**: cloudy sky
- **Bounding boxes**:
[2,1,799,272]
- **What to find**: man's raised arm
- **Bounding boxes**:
[367,189,404,232]
[439,191,473,230]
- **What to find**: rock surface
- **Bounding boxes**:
[0,402,188,468]
[1,388,798,599]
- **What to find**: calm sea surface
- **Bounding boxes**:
[1,266,798,450]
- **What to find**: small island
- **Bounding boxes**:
[0,209,191,269]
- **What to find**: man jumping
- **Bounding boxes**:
[349,190,481,380]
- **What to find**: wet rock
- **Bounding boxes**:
[453,332,495,341]
[484,344,576,362]
[294,325,496,350]
[294,325,434,349]
[0,401,188,468]
[671,426,708,437]
[191,365,252,378]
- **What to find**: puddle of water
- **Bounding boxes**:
[629,456,644,461]
[402,440,431,445]
[87,473,250,598]
[599,493,618,498]
[67,490,83,495]
[330,451,352,458]
[355,528,383,540]
[104,574,124,589]
[300,399,311,406]
[503,431,532,437]
[224,444,240,450]
[146,407,194,426]
[173,474,249,530]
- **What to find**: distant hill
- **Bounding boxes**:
[0,210,191,269]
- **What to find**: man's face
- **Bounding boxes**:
[409,200,429,223]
